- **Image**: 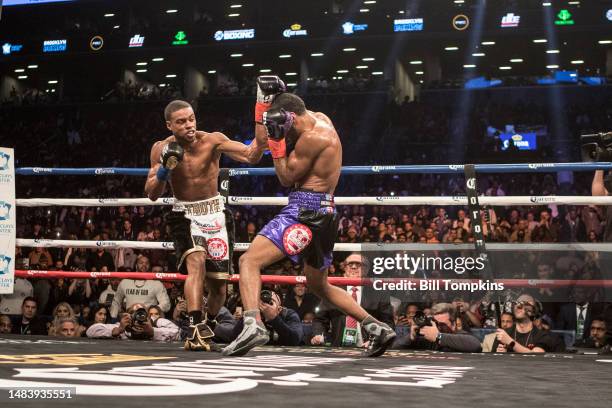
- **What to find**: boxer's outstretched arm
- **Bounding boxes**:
[592,170,609,196]
[215,131,267,164]
[144,141,168,201]
[273,131,326,187]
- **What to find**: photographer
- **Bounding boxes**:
[231,290,303,346]
[391,303,482,352]
[86,302,179,342]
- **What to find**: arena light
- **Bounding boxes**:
[285,72,297,76]
[444,46,459,51]
[14,68,25,72]
[311,53,324,57]
[166,9,178,14]
[372,71,383,75]
[356,65,368,69]
[152,57,164,62]
[409,60,423,64]
[230,4,242,8]
[337,69,349,73]
[259,68,272,73]
[359,9,370,13]
[279,54,292,58]
[136,69,147,73]
[136,62,147,66]
[571,60,584,64]
[542,2,552,6]
[598,40,612,44]
[286,82,297,87]
[230,53,243,57]
[113,25,120,29]
[364,1,377,4]
[242,63,254,67]
[510,58,524,63]
[17,75,27,79]
[48,80,58,84]
[228,13,240,17]
[207,70,216,74]
[165,74,177,78]
[104,13,114,17]
[546,49,560,54]
[568,1,580,4]
[159,83,166,87]
[463,64,476,68]
[472,52,485,57]
[499,66,512,70]
[533,39,547,43]
[415,71,424,75]
[481,41,495,45]
[362,57,375,61]
[27,65,38,69]
[454,0,465,3]
[343,47,357,52]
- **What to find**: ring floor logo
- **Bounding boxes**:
[0,355,473,396]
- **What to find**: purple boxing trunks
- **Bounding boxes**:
[258,190,337,270]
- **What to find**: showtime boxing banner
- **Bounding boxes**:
[0,147,15,294]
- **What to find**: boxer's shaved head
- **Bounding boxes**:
[271,93,306,115]
[164,100,193,121]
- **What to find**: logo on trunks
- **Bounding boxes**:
[371,165,396,173]
[207,238,228,260]
[229,169,249,176]
[528,163,555,170]
[94,168,115,175]
[193,219,223,234]
[529,196,557,203]
[283,224,313,256]
[448,165,464,171]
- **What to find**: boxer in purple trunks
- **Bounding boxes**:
[223,76,396,357]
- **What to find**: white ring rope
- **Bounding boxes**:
[15,239,612,253]
[15,195,612,207]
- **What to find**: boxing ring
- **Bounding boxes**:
[2,161,612,407]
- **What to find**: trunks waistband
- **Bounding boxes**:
[173,195,225,216]
[288,190,335,209]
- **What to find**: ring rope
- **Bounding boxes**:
[16,196,612,207]
[15,162,612,176]
[13,270,612,288]
[15,239,612,252]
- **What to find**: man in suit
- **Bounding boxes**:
[555,287,602,345]
[310,253,393,347]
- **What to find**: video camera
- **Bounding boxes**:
[581,132,612,162]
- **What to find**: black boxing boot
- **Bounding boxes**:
[361,315,396,357]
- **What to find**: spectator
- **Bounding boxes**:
[110,256,170,318]
[584,316,609,349]
[311,253,394,347]
[56,318,80,338]
[283,283,319,321]
[492,294,555,353]
[11,297,47,335]
[87,248,115,271]
[88,305,111,326]
[87,302,179,341]
[555,287,603,345]
[392,302,481,352]
[48,302,79,336]
[0,277,33,315]
[0,314,13,334]
[482,312,514,352]
[98,277,120,307]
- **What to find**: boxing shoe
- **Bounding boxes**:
[361,316,396,357]
[184,322,220,352]
[221,316,269,356]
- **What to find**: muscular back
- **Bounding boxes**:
[152,132,221,201]
[292,112,342,193]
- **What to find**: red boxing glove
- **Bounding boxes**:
[267,138,286,159]
[255,102,270,123]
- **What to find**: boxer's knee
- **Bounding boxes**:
[239,251,262,271]
[185,251,206,277]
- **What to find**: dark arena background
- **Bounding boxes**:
[1,1,612,407]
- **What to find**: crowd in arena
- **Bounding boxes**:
[1,86,611,352]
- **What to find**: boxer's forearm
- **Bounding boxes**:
[592,170,608,196]
[272,158,294,187]
[145,166,167,201]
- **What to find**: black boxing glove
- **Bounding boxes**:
[255,75,286,123]
[157,142,184,181]
[264,108,296,159]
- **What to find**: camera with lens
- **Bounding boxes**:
[260,290,274,305]
[413,311,434,329]
[581,132,612,162]
[131,307,149,327]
